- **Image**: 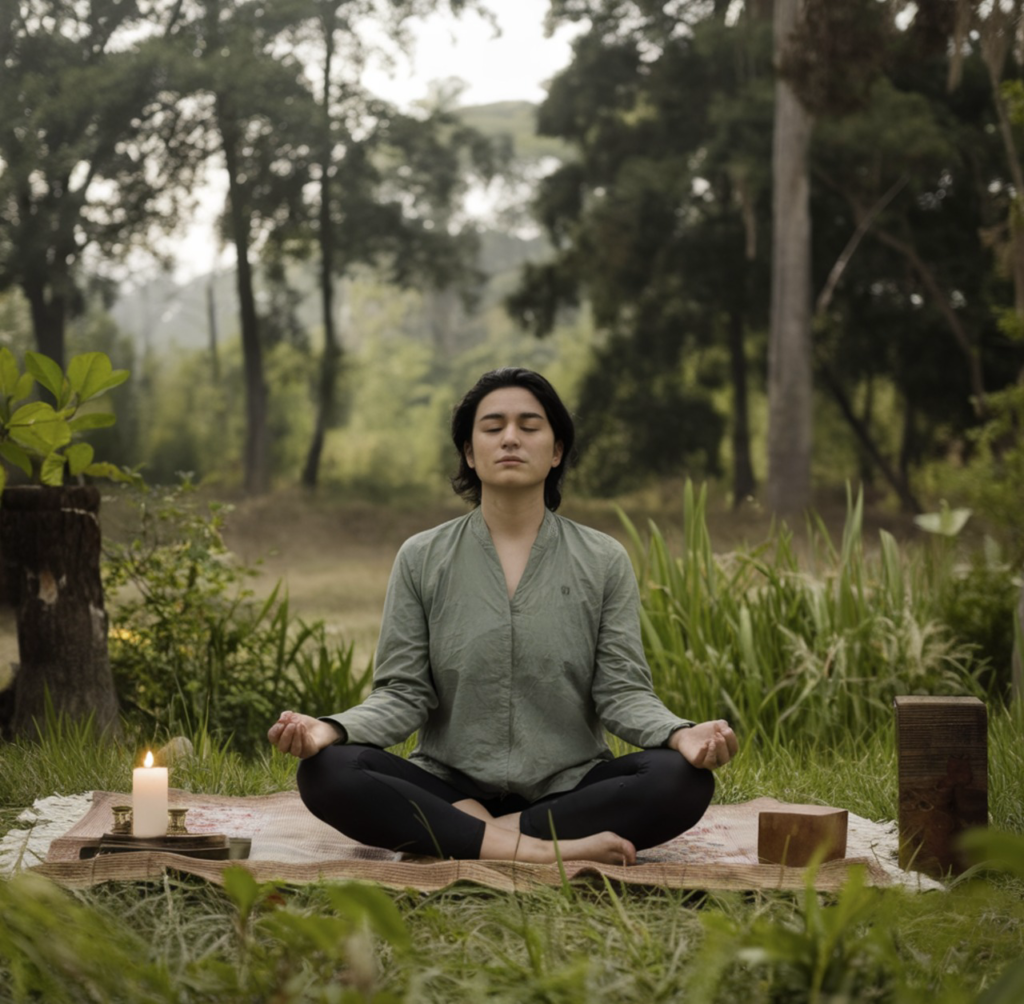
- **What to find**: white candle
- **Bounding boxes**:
[132,751,168,837]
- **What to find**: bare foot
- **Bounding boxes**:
[533,831,636,867]
[481,826,636,866]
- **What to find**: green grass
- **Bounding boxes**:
[3,485,1024,1001]
[2,711,1023,1003]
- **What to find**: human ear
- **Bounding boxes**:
[551,441,564,468]
[464,442,475,469]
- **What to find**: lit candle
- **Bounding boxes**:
[132,751,168,837]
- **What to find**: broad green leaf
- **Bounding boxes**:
[66,352,109,396]
[8,416,72,456]
[68,411,116,433]
[13,372,34,404]
[0,441,33,477]
[82,461,134,483]
[0,465,5,495]
[67,352,128,401]
[25,352,67,405]
[222,866,263,925]
[40,451,66,486]
[959,828,1024,880]
[0,347,18,397]
[86,368,130,400]
[327,883,410,951]
[65,442,94,476]
[9,401,57,426]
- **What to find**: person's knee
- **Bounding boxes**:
[650,750,715,829]
[295,748,335,815]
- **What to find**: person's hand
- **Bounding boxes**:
[267,710,340,759]
[670,719,738,770]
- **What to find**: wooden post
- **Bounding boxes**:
[895,696,987,877]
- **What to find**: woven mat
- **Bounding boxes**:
[29,789,938,893]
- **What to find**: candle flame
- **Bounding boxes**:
[143,751,154,768]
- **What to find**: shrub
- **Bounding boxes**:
[103,480,371,754]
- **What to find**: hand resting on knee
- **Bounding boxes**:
[267,710,340,759]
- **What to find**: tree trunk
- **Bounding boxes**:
[0,486,119,738]
[767,0,813,518]
[219,107,270,496]
[302,5,341,492]
[818,361,921,513]
[23,275,68,371]
[302,133,341,490]
[206,279,221,384]
[727,307,756,503]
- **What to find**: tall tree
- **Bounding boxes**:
[174,0,318,495]
[0,0,195,368]
[272,1,495,490]
[508,1,772,499]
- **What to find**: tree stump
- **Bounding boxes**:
[0,485,119,737]
[895,695,987,877]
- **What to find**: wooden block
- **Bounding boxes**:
[758,806,849,866]
[895,695,988,877]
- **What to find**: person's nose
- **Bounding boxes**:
[501,423,519,448]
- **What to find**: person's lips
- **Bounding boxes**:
[497,457,524,465]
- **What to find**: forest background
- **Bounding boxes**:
[5,4,1024,1000]
[5,0,1024,533]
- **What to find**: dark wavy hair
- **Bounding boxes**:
[450,368,575,510]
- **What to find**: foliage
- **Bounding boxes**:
[103,481,372,754]
[945,383,1024,566]
[0,0,198,365]
[3,723,1024,1001]
[0,348,138,493]
[623,482,986,746]
[0,868,410,1002]
[696,866,896,1002]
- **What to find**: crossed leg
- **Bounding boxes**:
[296,745,712,865]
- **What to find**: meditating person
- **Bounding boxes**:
[268,367,737,865]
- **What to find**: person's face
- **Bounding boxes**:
[464,386,564,498]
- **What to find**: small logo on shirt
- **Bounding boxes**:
[561,586,571,596]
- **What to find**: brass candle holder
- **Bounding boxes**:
[111,805,133,835]
[167,807,189,835]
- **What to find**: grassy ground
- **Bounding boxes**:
[1,715,1022,1002]
[1,488,1022,1001]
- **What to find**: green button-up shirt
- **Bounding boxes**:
[328,507,693,802]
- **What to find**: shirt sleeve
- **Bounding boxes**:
[590,543,694,748]
[324,540,438,747]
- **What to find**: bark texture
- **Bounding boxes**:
[768,0,814,517]
[0,486,119,737]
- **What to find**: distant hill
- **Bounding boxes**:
[456,100,573,163]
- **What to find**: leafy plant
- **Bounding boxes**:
[0,869,411,1003]
[0,348,137,492]
[103,480,372,753]
[695,866,896,1003]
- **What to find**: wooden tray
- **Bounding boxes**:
[78,833,251,861]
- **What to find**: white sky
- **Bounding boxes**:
[170,1,579,283]
[367,1,578,109]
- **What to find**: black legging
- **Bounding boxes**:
[297,744,715,859]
